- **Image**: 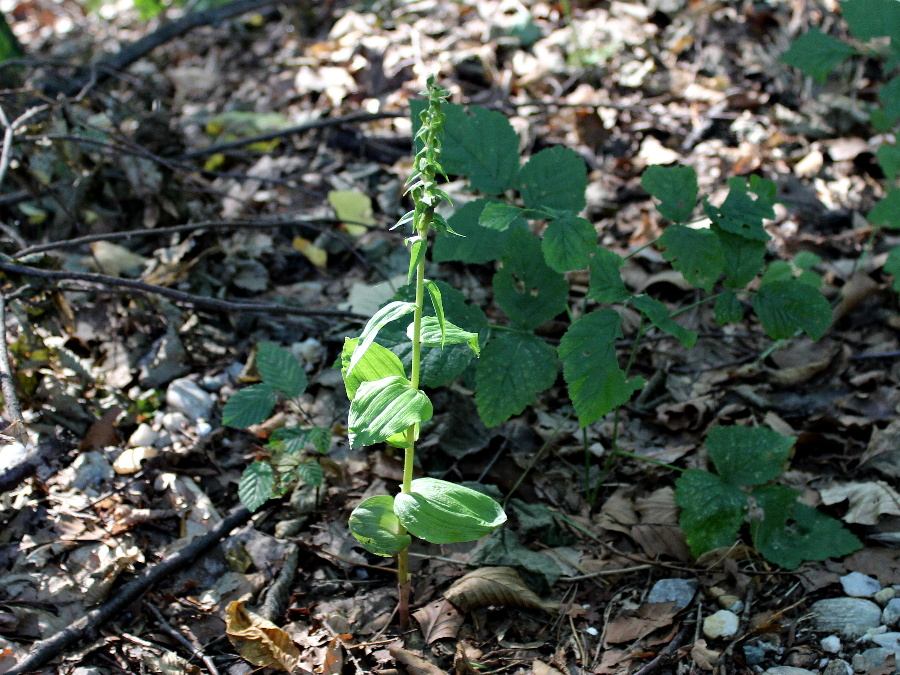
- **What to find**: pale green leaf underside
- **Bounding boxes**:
[480,202,523,231]
[340,337,406,401]
[408,316,480,356]
[348,376,432,448]
[347,301,416,376]
[349,494,411,557]
[394,477,507,544]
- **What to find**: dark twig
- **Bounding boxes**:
[0,261,366,321]
[44,0,282,97]
[632,622,693,675]
[6,505,253,674]
[257,543,298,623]
[144,602,219,675]
[179,111,402,159]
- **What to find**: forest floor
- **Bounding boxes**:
[1,0,899,673]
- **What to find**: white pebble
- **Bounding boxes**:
[840,572,881,598]
[820,634,841,654]
[703,610,739,639]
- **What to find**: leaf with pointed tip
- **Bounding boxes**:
[885,246,900,293]
[588,249,630,303]
[781,28,855,84]
[239,461,274,512]
[631,295,697,348]
[752,279,831,340]
[256,342,307,398]
[409,316,480,356]
[641,165,698,223]
[704,176,775,242]
[223,384,277,428]
[868,188,900,230]
[340,337,406,400]
[347,301,415,375]
[480,202,524,231]
[433,200,521,264]
[658,225,724,292]
[541,214,596,272]
[424,280,445,345]
[706,425,795,486]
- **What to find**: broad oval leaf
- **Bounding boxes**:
[518,146,587,212]
[256,342,307,398]
[407,316,480,356]
[440,104,520,195]
[479,202,523,231]
[223,383,277,428]
[751,279,831,340]
[394,477,507,544]
[347,301,416,376]
[541,214,597,272]
[340,337,406,400]
[348,376,433,448]
[348,494,412,557]
[707,425,795,486]
[675,469,747,557]
[781,28,855,85]
[658,225,724,292]
[588,248,630,303]
[239,461,275,512]
[641,165,698,223]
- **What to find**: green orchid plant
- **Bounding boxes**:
[341,78,507,623]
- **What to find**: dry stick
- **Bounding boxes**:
[0,261,366,321]
[0,294,24,432]
[631,622,693,675]
[6,504,252,674]
[179,111,403,159]
[144,602,220,675]
[257,543,298,623]
[44,0,282,97]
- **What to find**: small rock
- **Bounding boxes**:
[822,659,852,675]
[874,587,897,607]
[763,668,816,675]
[127,423,158,448]
[869,632,900,651]
[162,411,190,434]
[810,598,883,638]
[165,377,213,422]
[195,420,213,438]
[852,648,892,672]
[743,644,767,666]
[820,635,841,654]
[295,338,324,367]
[840,572,881,598]
[69,452,114,493]
[883,598,900,627]
[200,373,229,392]
[703,610,739,639]
[648,578,698,609]
[718,594,744,612]
[0,441,29,472]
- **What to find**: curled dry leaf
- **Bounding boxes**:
[388,644,445,675]
[818,481,900,525]
[225,600,300,672]
[412,598,463,644]
[443,566,558,613]
[603,602,678,646]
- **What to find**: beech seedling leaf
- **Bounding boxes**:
[256,341,307,398]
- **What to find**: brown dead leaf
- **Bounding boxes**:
[80,407,122,451]
[833,271,878,324]
[444,567,558,613]
[819,481,900,525]
[861,420,900,479]
[412,599,463,644]
[603,602,679,646]
[690,639,720,670]
[388,644,445,675]
[321,636,343,675]
[631,524,691,561]
[595,488,638,535]
[225,600,300,672]
[768,338,841,385]
[532,660,566,675]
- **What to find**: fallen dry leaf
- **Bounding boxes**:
[293,236,328,268]
[690,639,720,670]
[79,407,122,451]
[532,660,566,675]
[225,600,300,672]
[412,599,463,644]
[818,481,900,525]
[603,602,678,646]
[388,644,445,675]
[444,567,558,613]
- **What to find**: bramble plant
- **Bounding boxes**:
[782,0,900,291]
[223,342,330,511]
[342,79,506,622]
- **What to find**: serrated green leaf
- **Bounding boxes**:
[793,251,822,270]
[349,495,412,557]
[347,301,416,375]
[441,104,520,195]
[348,376,432,448]
[271,426,331,455]
[480,202,524,231]
[631,295,698,348]
[340,337,406,400]
[876,144,900,181]
[558,310,645,426]
[704,176,775,242]
[707,425,795,486]
[475,331,557,427]
[658,225,724,291]
[885,246,900,293]
[760,260,794,286]
[493,228,569,329]
[842,0,900,41]
[781,28,856,84]
[409,316,480,356]
[675,469,747,557]
[518,146,587,212]
[256,342,307,398]
[295,460,324,487]
[239,461,275,512]
[869,188,900,230]
[433,200,520,264]
[714,291,744,325]
[641,165,698,222]
[541,215,596,272]
[750,485,861,569]
[752,279,831,340]
[588,248,630,303]
[222,384,277,428]
[394,477,507,544]
[424,280,445,345]
[715,228,766,288]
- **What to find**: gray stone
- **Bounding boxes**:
[69,452,114,493]
[884,598,900,627]
[647,578,698,609]
[165,377,213,421]
[161,411,189,434]
[763,668,816,675]
[875,588,898,607]
[820,635,841,654]
[0,441,28,472]
[822,660,851,675]
[743,644,766,666]
[870,632,900,651]
[852,648,893,672]
[840,571,882,598]
[127,423,158,448]
[703,610,739,639]
[811,598,883,638]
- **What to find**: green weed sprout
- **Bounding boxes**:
[341,78,506,623]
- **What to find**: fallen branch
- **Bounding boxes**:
[0,434,60,493]
[6,505,253,674]
[45,0,281,97]
[0,261,366,321]
[144,601,219,675]
[0,294,24,432]
[257,543,298,623]
[179,111,402,159]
